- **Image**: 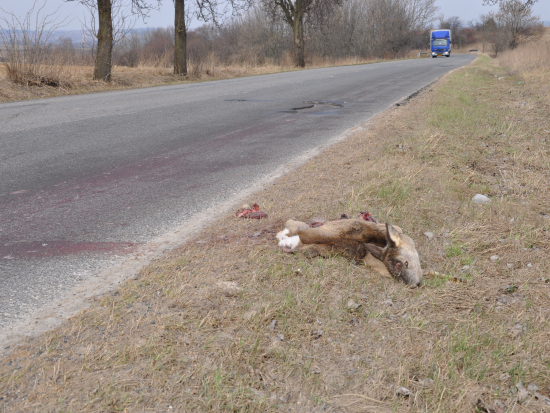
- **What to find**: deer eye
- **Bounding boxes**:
[404,261,409,268]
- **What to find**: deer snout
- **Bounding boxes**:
[397,255,422,287]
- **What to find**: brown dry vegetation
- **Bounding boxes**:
[1,52,550,413]
[497,28,550,85]
[0,53,424,104]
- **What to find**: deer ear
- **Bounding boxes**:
[385,223,402,248]
[364,243,383,260]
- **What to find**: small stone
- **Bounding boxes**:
[507,263,513,269]
[527,263,532,268]
[396,387,411,397]
[534,393,550,405]
[311,367,321,374]
[382,299,394,306]
[500,373,510,381]
[503,284,518,294]
[216,281,241,297]
[267,320,277,331]
[516,381,524,390]
[490,255,500,262]
[347,299,361,310]
[460,265,470,272]
[294,269,302,275]
[510,323,524,337]
[423,231,434,240]
[472,194,490,205]
[275,334,284,342]
[311,329,323,339]
[418,378,434,387]
[527,383,539,392]
[517,388,530,403]
[510,218,515,222]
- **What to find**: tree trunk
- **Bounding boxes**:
[94,0,113,81]
[292,15,305,67]
[174,0,187,75]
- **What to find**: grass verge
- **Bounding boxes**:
[1,55,550,412]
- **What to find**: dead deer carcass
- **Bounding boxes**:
[277,218,421,287]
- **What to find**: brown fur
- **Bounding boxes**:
[281,219,421,286]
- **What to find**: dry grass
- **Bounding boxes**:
[0,59,283,103]
[0,52,433,104]
[1,55,550,412]
[497,28,550,87]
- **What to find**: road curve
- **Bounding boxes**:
[0,55,475,340]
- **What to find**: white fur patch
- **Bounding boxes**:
[276,228,290,241]
[278,234,301,251]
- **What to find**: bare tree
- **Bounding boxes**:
[80,0,138,59]
[174,0,187,74]
[438,15,462,48]
[173,0,248,75]
[0,0,71,86]
[497,0,540,48]
[261,0,344,67]
[483,0,537,6]
[68,0,159,81]
[475,12,509,56]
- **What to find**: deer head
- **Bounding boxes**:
[365,223,422,287]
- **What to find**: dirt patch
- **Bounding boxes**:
[1,56,550,412]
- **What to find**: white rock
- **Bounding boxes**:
[395,387,411,397]
[534,393,550,405]
[418,378,434,387]
[527,383,539,392]
[517,388,530,403]
[527,263,532,268]
[347,299,361,310]
[216,281,241,297]
[423,231,434,240]
[510,323,524,337]
[472,194,490,204]
[490,255,500,262]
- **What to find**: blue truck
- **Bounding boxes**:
[430,29,451,58]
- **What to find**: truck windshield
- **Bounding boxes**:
[433,39,448,46]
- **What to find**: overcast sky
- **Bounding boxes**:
[1,0,549,31]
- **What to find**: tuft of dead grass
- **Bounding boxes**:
[497,28,550,86]
[1,55,550,412]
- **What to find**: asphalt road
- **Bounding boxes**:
[0,54,475,338]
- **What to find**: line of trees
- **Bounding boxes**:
[472,0,542,56]
[65,0,442,80]
[95,0,441,71]
[1,0,543,86]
